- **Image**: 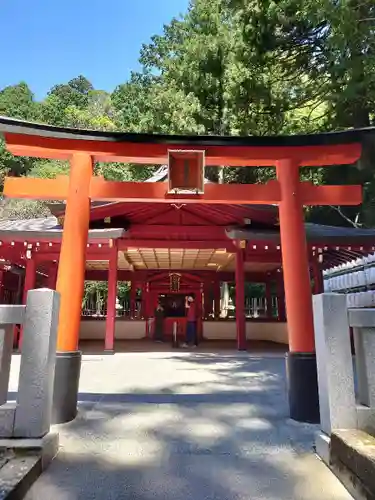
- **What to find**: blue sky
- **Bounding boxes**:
[0,0,189,100]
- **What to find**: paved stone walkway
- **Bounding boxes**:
[14,351,352,499]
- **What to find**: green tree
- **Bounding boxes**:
[48,75,94,110]
[2,0,375,227]
[28,159,69,179]
[0,82,38,120]
[38,94,68,126]
[0,82,38,190]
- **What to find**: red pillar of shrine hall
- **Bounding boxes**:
[214,281,221,319]
[47,262,58,290]
[19,257,36,350]
[312,258,324,295]
[277,159,319,423]
[235,247,246,350]
[105,241,118,351]
[265,280,273,319]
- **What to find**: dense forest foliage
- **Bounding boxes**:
[1,0,375,226]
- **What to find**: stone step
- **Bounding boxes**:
[0,450,41,500]
[331,429,375,500]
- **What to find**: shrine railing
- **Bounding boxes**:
[81,298,143,320]
[324,253,375,308]
[2,289,20,306]
[213,297,280,320]
[81,296,283,321]
[313,293,375,462]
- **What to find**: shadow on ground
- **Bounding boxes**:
[22,353,350,500]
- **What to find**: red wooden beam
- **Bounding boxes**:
[119,240,236,250]
[84,269,274,282]
[4,175,363,207]
[149,282,199,288]
[148,271,203,284]
[3,176,70,200]
[0,238,372,256]
[299,183,362,206]
[4,176,282,204]
[89,201,276,226]
[90,178,282,205]
[146,270,222,281]
[247,241,375,251]
[245,254,281,262]
[4,133,362,167]
[127,225,228,238]
[0,237,112,247]
[0,249,25,261]
[33,251,110,262]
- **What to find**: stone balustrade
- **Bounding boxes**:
[0,288,59,439]
[313,293,375,463]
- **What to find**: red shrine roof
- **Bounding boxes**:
[0,216,124,241]
[1,215,374,247]
[229,224,375,245]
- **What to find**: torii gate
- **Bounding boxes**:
[0,116,364,424]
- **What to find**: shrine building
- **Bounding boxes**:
[1,115,375,426]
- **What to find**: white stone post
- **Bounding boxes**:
[349,308,375,407]
[0,326,15,406]
[0,306,25,406]
[313,293,357,435]
[14,289,60,438]
[0,306,25,437]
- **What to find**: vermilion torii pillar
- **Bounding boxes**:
[277,159,319,422]
[52,152,92,424]
[0,116,365,424]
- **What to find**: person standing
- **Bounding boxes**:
[183,296,197,348]
[154,302,165,342]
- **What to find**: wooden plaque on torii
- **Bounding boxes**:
[167,150,205,194]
